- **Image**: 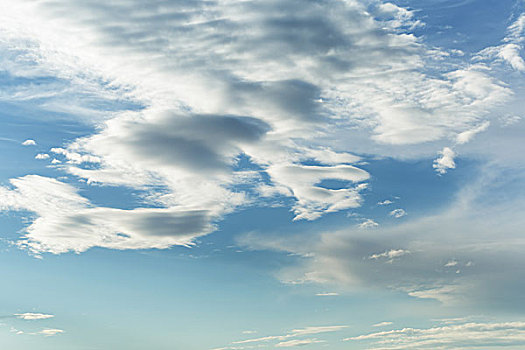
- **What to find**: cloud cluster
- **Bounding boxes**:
[0,0,518,253]
[238,166,525,310]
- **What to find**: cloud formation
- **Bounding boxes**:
[238,166,525,310]
[14,313,54,320]
[227,325,347,348]
[0,175,215,254]
[345,321,525,349]
[0,0,518,254]
[477,13,525,71]
[21,139,36,146]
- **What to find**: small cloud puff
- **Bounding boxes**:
[433,147,455,175]
[315,292,339,296]
[37,328,64,336]
[444,260,458,267]
[389,208,407,218]
[22,139,36,146]
[35,153,50,160]
[369,249,410,261]
[358,219,379,229]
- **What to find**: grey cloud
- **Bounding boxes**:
[238,168,525,311]
[0,175,216,254]
[228,79,326,122]
[86,112,270,174]
[119,209,213,238]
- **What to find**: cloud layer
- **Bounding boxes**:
[0,0,521,255]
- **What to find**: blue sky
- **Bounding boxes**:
[1,0,525,349]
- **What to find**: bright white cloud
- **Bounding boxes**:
[456,121,490,145]
[21,139,36,146]
[369,249,410,261]
[14,313,54,320]
[34,153,49,160]
[444,260,458,267]
[37,329,64,337]
[433,147,456,175]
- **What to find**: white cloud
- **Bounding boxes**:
[378,200,393,206]
[34,153,49,160]
[407,285,462,304]
[21,139,36,146]
[389,209,407,218]
[369,249,410,261]
[476,13,525,71]
[455,121,490,145]
[50,147,100,164]
[433,147,455,175]
[229,325,347,347]
[499,115,522,127]
[14,313,54,320]
[373,322,393,328]
[276,338,325,347]
[315,292,339,297]
[0,175,215,254]
[37,328,64,337]
[344,321,525,349]
[444,260,458,267]
[359,219,379,229]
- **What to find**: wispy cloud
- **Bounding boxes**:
[14,313,54,320]
[315,292,339,297]
[222,325,347,349]
[345,321,525,349]
[36,328,64,337]
[276,338,325,347]
[476,13,525,71]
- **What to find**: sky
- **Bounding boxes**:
[0,0,524,349]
